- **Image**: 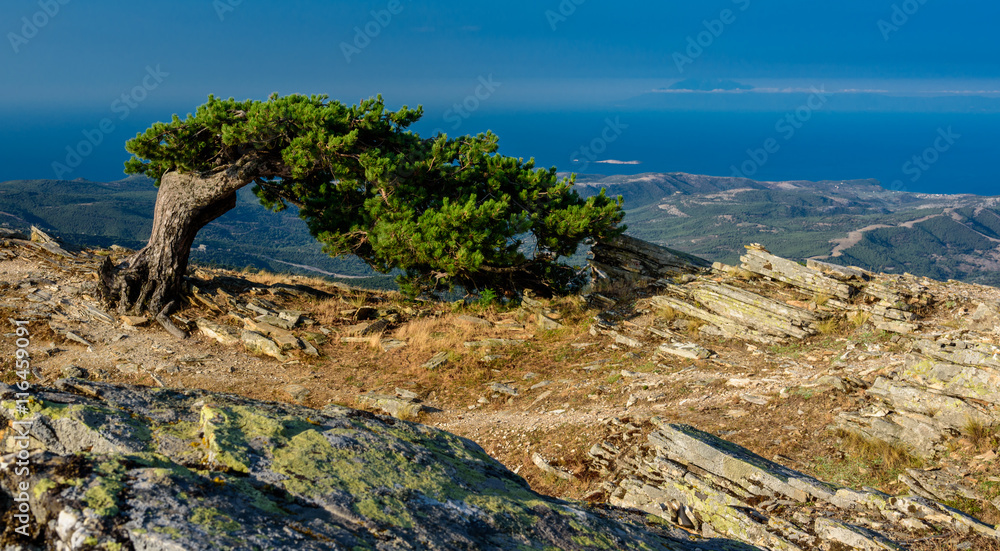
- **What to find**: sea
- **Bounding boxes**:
[3,106,998,197]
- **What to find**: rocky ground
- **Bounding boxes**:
[3,228,1000,549]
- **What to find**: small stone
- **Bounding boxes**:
[361,319,391,336]
[456,315,492,327]
[395,388,420,401]
[740,394,770,406]
[63,332,92,347]
[464,339,525,348]
[610,331,642,348]
[255,314,296,331]
[380,339,407,352]
[272,334,302,352]
[283,384,310,402]
[488,382,519,396]
[62,365,88,379]
[481,355,503,363]
[342,322,373,336]
[495,319,525,331]
[300,340,320,357]
[121,315,149,327]
[421,351,449,370]
[30,226,57,244]
[241,330,287,361]
[358,393,425,419]
[116,363,141,375]
[245,318,294,339]
[899,517,930,531]
[352,307,378,320]
[277,310,304,325]
[657,342,712,360]
[538,314,563,330]
[972,302,994,321]
[196,318,242,346]
[817,375,848,392]
[0,228,27,240]
[531,452,576,481]
[302,331,329,345]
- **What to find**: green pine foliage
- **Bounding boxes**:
[124,93,625,296]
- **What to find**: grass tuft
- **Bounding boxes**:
[815,317,842,335]
[964,418,998,451]
[838,430,922,472]
[848,311,871,329]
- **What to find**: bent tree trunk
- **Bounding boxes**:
[99,169,249,321]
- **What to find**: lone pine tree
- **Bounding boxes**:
[100,93,624,325]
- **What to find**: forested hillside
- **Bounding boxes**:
[5,172,1000,288]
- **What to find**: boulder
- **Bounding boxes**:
[590,234,712,286]
[0,380,738,550]
[741,247,854,300]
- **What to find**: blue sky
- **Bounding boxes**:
[4,0,999,111]
[3,1,999,186]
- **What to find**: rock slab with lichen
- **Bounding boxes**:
[0,380,760,551]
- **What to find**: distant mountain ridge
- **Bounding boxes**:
[624,90,1000,112]
[662,78,754,91]
[574,172,1000,287]
[573,171,885,205]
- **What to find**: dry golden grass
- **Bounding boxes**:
[815,316,842,335]
[838,430,921,472]
[366,332,385,350]
[544,296,592,326]
[964,418,998,451]
[656,305,679,322]
[236,269,336,291]
[685,318,706,336]
[848,311,872,329]
[393,315,486,356]
[812,293,832,307]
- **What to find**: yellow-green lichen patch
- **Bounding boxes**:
[188,506,241,534]
[151,526,182,538]
[219,475,288,516]
[199,405,281,473]
[464,494,549,529]
[83,457,128,517]
[154,420,202,442]
[373,421,515,495]
[32,478,59,498]
[198,404,319,474]
[2,399,77,420]
[271,428,476,528]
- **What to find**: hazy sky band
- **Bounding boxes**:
[3,0,1000,109]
